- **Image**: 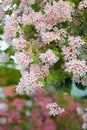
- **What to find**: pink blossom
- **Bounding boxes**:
[30,64,49,78]
[65,59,87,81]
[41,32,60,44]
[62,46,78,61]
[79,0,87,9]
[0,8,5,18]
[68,36,84,48]
[12,37,27,50]
[46,102,65,116]
[22,14,33,25]
[39,49,59,66]
[1,0,12,10]
[81,77,87,86]
[4,16,18,43]
[14,50,32,66]
[16,73,43,95]
[0,53,9,62]
[44,0,73,25]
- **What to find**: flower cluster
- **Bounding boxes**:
[79,0,87,9]
[0,53,9,62]
[65,59,87,82]
[30,64,49,79]
[12,37,28,51]
[0,0,87,118]
[44,0,72,26]
[68,36,84,49]
[14,50,33,66]
[39,49,59,66]
[46,102,65,116]
[62,35,87,84]
[16,73,43,95]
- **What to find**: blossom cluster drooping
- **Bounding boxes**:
[16,73,43,95]
[46,102,65,116]
[62,36,87,84]
[0,0,87,111]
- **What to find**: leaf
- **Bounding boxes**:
[15,32,20,38]
[43,82,52,89]
[31,2,41,12]
[24,43,30,51]
[38,78,45,83]
[47,73,54,81]
[12,0,20,6]
[60,99,68,107]
[6,10,12,15]
[53,50,60,56]
[84,38,87,44]
[0,28,4,34]
[0,67,21,86]
[32,55,39,64]
[32,43,37,52]
[21,24,37,40]
[5,47,15,55]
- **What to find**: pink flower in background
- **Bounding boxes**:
[10,98,25,111]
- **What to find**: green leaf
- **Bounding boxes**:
[47,73,54,81]
[84,38,87,44]
[38,78,45,83]
[15,32,20,38]
[12,0,20,6]
[5,47,15,55]
[24,43,30,51]
[53,50,60,56]
[32,43,37,52]
[32,55,39,64]
[6,10,12,15]
[0,28,4,34]
[21,24,37,40]
[60,99,68,107]
[0,67,21,86]
[31,2,41,12]
[43,82,52,89]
